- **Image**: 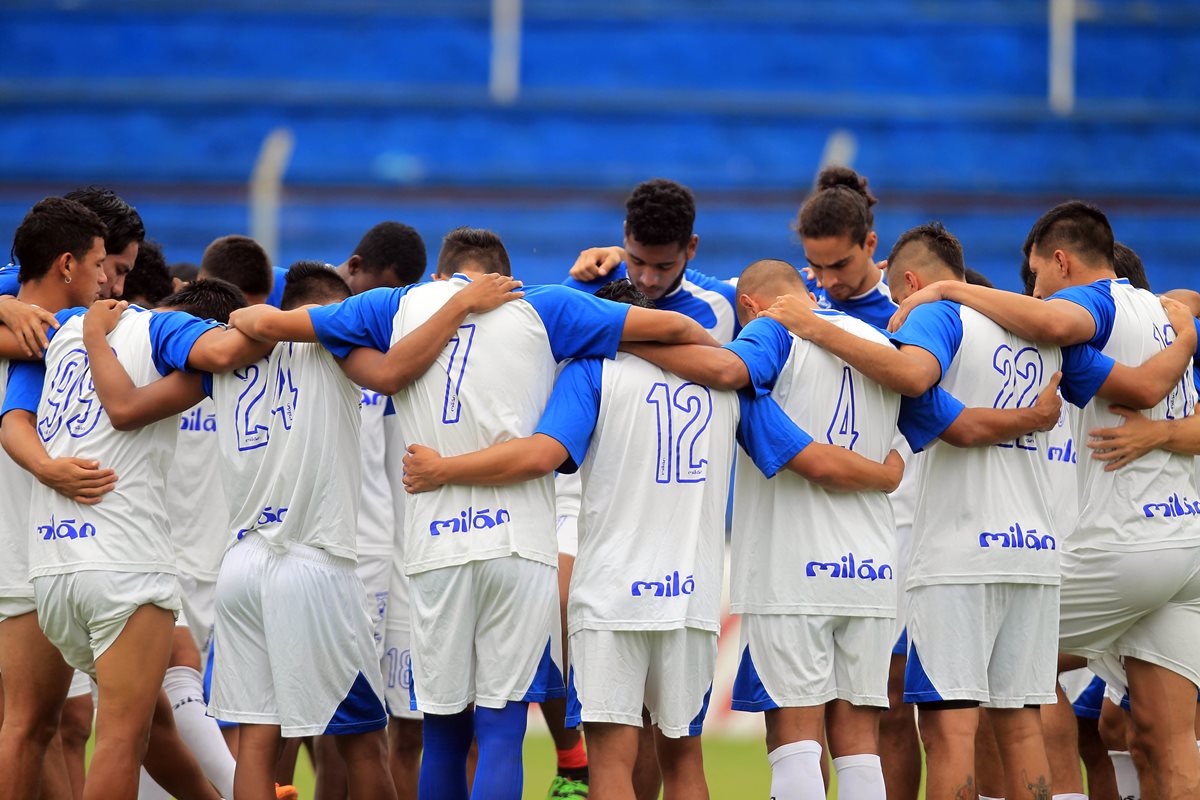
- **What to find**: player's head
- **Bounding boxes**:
[11,196,108,305]
[1113,241,1151,291]
[1025,201,1115,298]
[122,240,174,308]
[594,278,655,309]
[795,167,879,302]
[885,222,966,304]
[621,178,698,301]
[157,278,247,323]
[281,261,352,310]
[198,235,273,305]
[63,186,144,300]
[964,268,994,289]
[343,221,427,293]
[435,227,511,278]
[734,258,811,325]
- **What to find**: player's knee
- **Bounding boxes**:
[334,729,389,764]
[59,702,93,746]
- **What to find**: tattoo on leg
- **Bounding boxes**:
[1022,770,1051,800]
[953,776,975,800]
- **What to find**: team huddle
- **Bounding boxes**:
[0,172,1197,800]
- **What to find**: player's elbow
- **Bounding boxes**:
[939,418,986,448]
[711,360,749,391]
[106,406,142,431]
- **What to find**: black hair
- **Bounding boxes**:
[964,268,994,288]
[63,186,144,257]
[280,261,351,310]
[593,278,655,309]
[122,240,174,307]
[796,167,877,246]
[354,222,427,285]
[1113,241,1151,291]
[436,227,511,277]
[169,262,199,283]
[1027,201,1115,268]
[624,178,695,249]
[158,278,247,323]
[11,197,107,284]
[199,235,273,298]
[887,221,966,279]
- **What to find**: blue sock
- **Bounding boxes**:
[419,709,473,800]
[471,702,529,800]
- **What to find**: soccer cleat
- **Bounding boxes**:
[546,775,589,798]
[275,784,299,800]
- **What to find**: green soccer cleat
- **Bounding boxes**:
[546,774,589,798]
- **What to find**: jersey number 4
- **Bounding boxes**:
[645,382,713,484]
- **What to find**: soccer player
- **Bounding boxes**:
[63,185,145,302]
[199,236,274,305]
[122,240,175,308]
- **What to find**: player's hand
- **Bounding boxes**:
[83,299,127,339]
[456,274,524,314]
[403,444,445,493]
[0,296,59,357]
[887,282,948,332]
[882,449,905,493]
[569,246,624,282]
[1030,371,1063,432]
[1088,405,1167,471]
[228,305,275,341]
[1161,296,1197,345]
[36,457,117,505]
[800,265,818,285]
[761,294,823,340]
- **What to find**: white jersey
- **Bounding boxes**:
[308,278,632,576]
[539,354,740,634]
[894,303,1068,587]
[1052,279,1200,551]
[1044,402,1080,543]
[727,314,901,616]
[167,397,228,581]
[14,307,219,578]
[0,359,35,598]
[209,342,363,560]
[357,388,395,558]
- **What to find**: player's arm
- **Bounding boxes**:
[784,443,905,493]
[228,305,319,343]
[81,300,206,430]
[1162,288,1200,318]
[619,342,749,390]
[568,245,625,282]
[1089,297,1197,410]
[619,307,719,347]
[0,296,60,358]
[938,374,1063,447]
[0,410,117,504]
[181,327,275,374]
[333,275,525,395]
[1087,408,1200,470]
[402,436,567,493]
[889,281,1095,345]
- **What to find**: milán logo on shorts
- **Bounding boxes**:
[428,506,511,536]
[36,515,98,540]
[1142,493,1200,518]
[805,553,892,581]
[978,522,1055,551]
[631,571,694,597]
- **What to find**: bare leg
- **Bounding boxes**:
[1077,715,1119,800]
[988,706,1052,800]
[141,688,222,800]
[878,653,920,800]
[1126,657,1200,800]
[387,718,422,800]
[975,711,1007,797]
[0,612,75,800]
[314,735,348,800]
[918,706,979,800]
[236,724,285,800]
[333,729,397,800]
[274,737,302,785]
[825,699,881,757]
[631,710,661,800]
[59,693,93,800]
[654,727,708,800]
[1042,683,1085,795]
[584,722,639,800]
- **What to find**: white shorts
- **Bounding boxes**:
[0,595,36,624]
[733,613,891,711]
[208,534,387,737]
[177,572,217,657]
[33,571,181,679]
[409,556,564,714]
[556,514,579,559]
[566,627,715,738]
[67,669,94,700]
[382,555,420,720]
[1059,667,1105,720]
[355,551,392,657]
[892,524,912,643]
[905,583,1058,708]
[1059,545,1200,694]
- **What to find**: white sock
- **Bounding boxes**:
[1052,794,1088,800]
[833,753,885,800]
[768,740,825,800]
[981,796,1007,800]
[1109,750,1140,800]
[138,768,171,799]
[163,665,236,799]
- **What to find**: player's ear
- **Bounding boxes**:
[864,230,878,259]
[904,270,920,294]
[685,234,698,261]
[346,254,362,275]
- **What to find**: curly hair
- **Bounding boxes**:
[624,179,695,249]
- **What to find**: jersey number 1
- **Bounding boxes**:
[645,382,713,484]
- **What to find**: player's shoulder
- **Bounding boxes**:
[681,268,736,303]
[823,308,891,344]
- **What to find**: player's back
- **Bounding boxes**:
[569,353,739,634]
[732,312,900,617]
[168,396,227,582]
[1071,280,1199,549]
[0,354,35,597]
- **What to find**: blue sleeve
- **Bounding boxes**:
[889,301,964,380]
[1193,318,1200,363]
[308,286,407,358]
[148,311,222,376]
[897,386,965,452]
[723,317,793,398]
[265,266,289,309]
[1047,282,1116,350]
[0,265,20,296]
[201,372,213,398]
[560,263,630,295]
[532,358,602,473]
[736,393,814,478]
[1059,344,1115,408]
[383,396,396,416]
[523,285,631,362]
[1,360,45,418]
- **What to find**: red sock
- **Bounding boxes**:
[556,738,588,770]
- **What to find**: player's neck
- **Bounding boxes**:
[17,280,73,313]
